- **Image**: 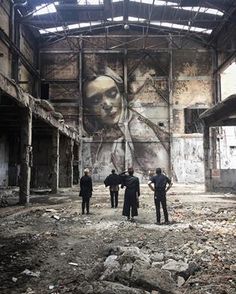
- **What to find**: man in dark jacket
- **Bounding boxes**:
[148,167,172,225]
[120,167,140,222]
[79,169,93,214]
[104,169,121,208]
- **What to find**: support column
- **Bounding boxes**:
[68,139,74,187]
[168,34,173,177]
[78,36,83,178]
[51,129,59,193]
[203,126,212,192]
[123,49,130,170]
[19,108,32,204]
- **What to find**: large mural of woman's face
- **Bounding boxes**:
[84,76,122,127]
[82,53,170,181]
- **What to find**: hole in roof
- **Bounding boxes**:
[77,0,104,4]
[33,2,58,16]
[150,21,212,34]
[39,21,102,34]
[130,0,177,5]
[107,16,124,21]
[174,6,223,16]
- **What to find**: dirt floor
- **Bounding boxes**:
[0,184,236,294]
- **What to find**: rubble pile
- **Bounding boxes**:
[0,184,235,293]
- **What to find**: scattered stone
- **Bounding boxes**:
[12,277,17,282]
[104,255,118,267]
[51,215,60,220]
[150,253,164,262]
[161,260,188,273]
[230,264,236,272]
[100,257,120,282]
[118,247,151,264]
[131,259,177,293]
[92,281,149,294]
[152,261,165,268]
[177,276,185,287]
[21,269,40,278]
[69,262,79,266]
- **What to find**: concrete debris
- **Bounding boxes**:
[0,184,235,294]
[69,262,79,266]
[51,215,60,220]
[35,99,55,112]
[230,264,236,272]
[161,260,189,273]
[21,269,40,278]
[177,276,185,287]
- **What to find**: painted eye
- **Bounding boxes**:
[106,87,118,99]
[90,94,102,104]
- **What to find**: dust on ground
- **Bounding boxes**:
[0,184,235,294]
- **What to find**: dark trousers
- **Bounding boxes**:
[154,195,168,223]
[110,191,118,208]
[82,197,90,214]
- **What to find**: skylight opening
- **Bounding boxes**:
[128,16,146,22]
[39,21,102,35]
[33,2,58,16]
[175,6,223,16]
[77,0,103,4]
[131,0,177,5]
[39,26,64,34]
[150,21,212,34]
[107,16,124,21]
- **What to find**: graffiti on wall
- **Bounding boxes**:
[82,54,170,181]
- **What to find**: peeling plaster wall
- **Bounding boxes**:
[0,135,9,186]
[0,0,11,77]
[171,50,213,183]
[172,135,204,183]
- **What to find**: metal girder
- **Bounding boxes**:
[0,28,40,79]
[21,1,222,29]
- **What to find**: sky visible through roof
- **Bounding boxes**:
[31,0,224,35]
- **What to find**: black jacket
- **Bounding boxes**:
[79,175,93,198]
[104,173,121,187]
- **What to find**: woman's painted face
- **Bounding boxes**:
[84,76,122,126]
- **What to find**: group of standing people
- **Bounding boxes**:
[79,167,172,224]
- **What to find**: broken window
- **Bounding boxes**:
[184,108,206,134]
[40,83,49,100]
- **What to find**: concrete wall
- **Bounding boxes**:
[212,169,236,192]
[40,33,213,183]
[31,136,52,188]
[171,50,213,183]
[0,135,9,186]
[0,0,11,77]
[172,134,204,183]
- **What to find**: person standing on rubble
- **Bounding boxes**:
[148,167,172,225]
[120,167,140,222]
[104,169,121,208]
[79,168,93,215]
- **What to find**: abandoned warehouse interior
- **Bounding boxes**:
[0,0,236,293]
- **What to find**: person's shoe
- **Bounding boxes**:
[82,211,85,215]
[130,217,135,222]
[163,221,170,225]
[126,217,130,221]
[155,221,161,225]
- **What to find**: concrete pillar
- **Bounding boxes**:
[68,138,74,187]
[19,108,32,204]
[203,126,212,192]
[51,129,59,193]
[59,136,74,188]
